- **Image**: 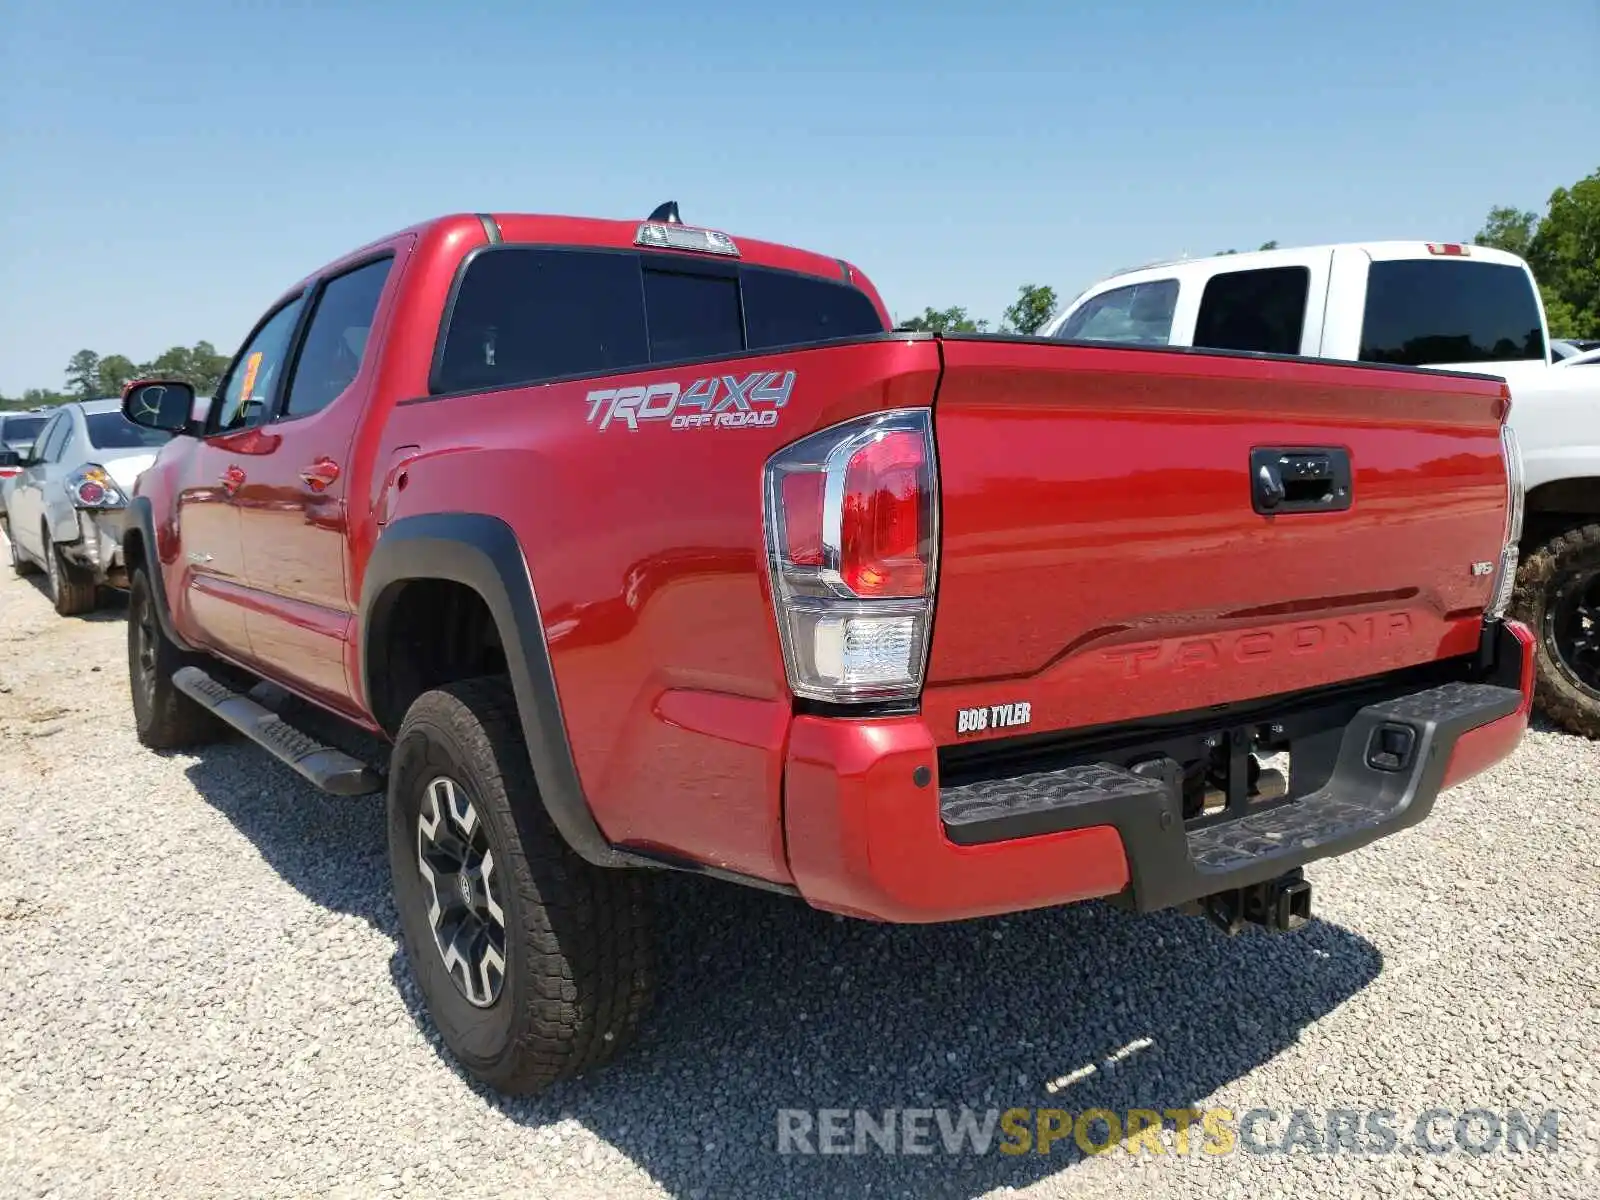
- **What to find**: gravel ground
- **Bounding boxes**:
[0,545,1597,1199]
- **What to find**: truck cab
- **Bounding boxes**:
[1043,241,1600,737]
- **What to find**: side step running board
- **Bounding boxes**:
[172,666,383,796]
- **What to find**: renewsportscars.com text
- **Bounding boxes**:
[776,1106,1562,1158]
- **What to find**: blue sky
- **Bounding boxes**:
[1,0,1595,395]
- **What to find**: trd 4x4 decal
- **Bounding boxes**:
[586,370,796,432]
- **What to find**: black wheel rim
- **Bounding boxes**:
[1546,566,1600,697]
[417,776,507,1007]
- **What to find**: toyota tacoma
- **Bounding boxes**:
[117,205,1534,1095]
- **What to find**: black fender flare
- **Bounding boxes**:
[359,512,635,869]
[122,496,199,652]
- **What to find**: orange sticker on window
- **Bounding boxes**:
[237,351,263,404]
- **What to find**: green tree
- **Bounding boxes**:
[138,341,230,394]
[97,354,139,397]
[1527,170,1600,338]
[1473,206,1538,258]
[898,306,988,333]
[64,349,101,399]
[1258,240,1280,251]
[1000,284,1058,336]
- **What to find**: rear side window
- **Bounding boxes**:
[1360,260,1546,366]
[436,249,648,394]
[1194,267,1309,356]
[40,414,72,463]
[1055,279,1178,345]
[432,247,885,394]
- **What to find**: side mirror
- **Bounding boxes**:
[123,379,197,435]
[0,448,20,469]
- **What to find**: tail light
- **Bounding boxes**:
[1488,421,1523,619]
[67,464,126,509]
[0,467,19,481]
[763,409,939,703]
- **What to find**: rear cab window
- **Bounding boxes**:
[1359,259,1546,366]
[432,248,886,394]
[1193,266,1310,356]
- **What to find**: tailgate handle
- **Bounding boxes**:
[1250,448,1352,515]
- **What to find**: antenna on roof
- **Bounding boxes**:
[647,201,682,225]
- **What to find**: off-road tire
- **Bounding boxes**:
[43,526,97,616]
[388,678,655,1095]
[6,523,37,576]
[127,566,223,748]
[1511,521,1600,738]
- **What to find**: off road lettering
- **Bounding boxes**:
[586,370,796,432]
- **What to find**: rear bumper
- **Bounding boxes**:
[61,509,130,584]
[782,621,1533,923]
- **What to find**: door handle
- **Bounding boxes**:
[220,465,246,496]
[299,458,341,492]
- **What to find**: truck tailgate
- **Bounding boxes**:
[926,340,1510,741]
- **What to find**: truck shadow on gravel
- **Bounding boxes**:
[183,748,1383,1200]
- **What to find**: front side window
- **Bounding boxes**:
[86,411,174,450]
[1194,267,1309,356]
[284,258,394,417]
[1360,260,1546,366]
[1054,279,1179,345]
[212,298,306,433]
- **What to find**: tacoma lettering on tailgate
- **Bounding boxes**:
[1104,612,1415,679]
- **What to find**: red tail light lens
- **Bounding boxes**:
[780,472,825,567]
[840,431,929,598]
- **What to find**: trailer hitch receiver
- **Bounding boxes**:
[1202,869,1312,935]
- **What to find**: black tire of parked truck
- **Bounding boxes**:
[387,678,656,1095]
[44,529,97,616]
[1512,521,1600,739]
[127,566,225,749]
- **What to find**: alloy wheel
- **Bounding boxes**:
[416,776,507,1007]
[1547,567,1600,697]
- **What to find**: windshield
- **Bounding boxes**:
[85,411,175,450]
[2,416,47,443]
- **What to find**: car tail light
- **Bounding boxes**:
[67,464,126,509]
[1426,243,1471,256]
[763,409,939,703]
[0,466,19,480]
[1488,420,1523,619]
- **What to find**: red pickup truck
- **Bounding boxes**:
[119,205,1534,1096]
